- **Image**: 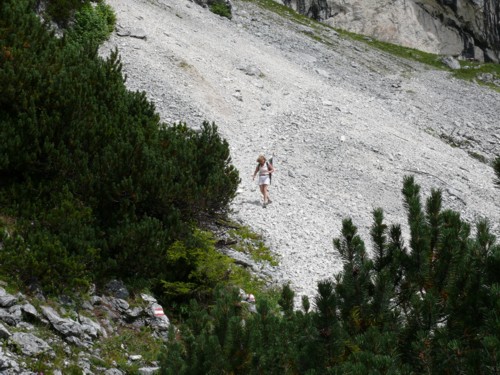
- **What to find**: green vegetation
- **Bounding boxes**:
[2,0,499,372]
[228,223,279,266]
[494,156,500,186]
[244,0,317,27]
[344,32,500,91]
[160,176,500,374]
[0,0,239,302]
[161,228,235,299]
[209,0,232,19]
[98,326,164,370]
[45,0,87,26]
[452,62,500,88]
[67,2,116,48]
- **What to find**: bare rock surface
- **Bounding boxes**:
[0,284,176,372]
[286,0,500,62]
[100,0,500,303]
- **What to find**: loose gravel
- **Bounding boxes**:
[101,0,500,303]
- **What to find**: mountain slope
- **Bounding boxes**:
[286,0,500,62]
[100,0,500,301]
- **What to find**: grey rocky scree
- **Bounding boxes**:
[101,0,500,305]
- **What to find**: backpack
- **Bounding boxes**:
[257,157,273,185]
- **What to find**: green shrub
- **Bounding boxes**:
[0,0,239,295]
[98,326,163,369]
[161,229,234,300]
[45,0,86,26]
[209,1,232,19]
[1,229,93,294]
[67,2,116,47]
[160,177,500,374]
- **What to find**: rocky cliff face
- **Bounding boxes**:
[282,0,500,62]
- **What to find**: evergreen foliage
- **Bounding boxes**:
[209,0,232,19]
[66,2,116,48]
[160,177,500,374]
[44,0,86,26]
[494,156,500,186]
[0,0,239,295]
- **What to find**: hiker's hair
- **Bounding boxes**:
[257,155,266,163]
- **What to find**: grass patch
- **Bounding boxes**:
[97,326,163,370]
[452,61,500,91]
[244,0,316,26]
[338,29,446,68]
[0,271,24,296]
[250,241,277,265]
[229,266,267,294]
[247,0,337,46]
[229,224,261,241]
[227,224,279,266]
[493,157,500,187]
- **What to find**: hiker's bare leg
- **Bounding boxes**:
[259,185,267,203]
[262,185,269,204]
[265,186,271,203]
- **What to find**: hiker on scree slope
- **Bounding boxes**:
[252,154,275,208]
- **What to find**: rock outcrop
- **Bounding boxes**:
[0,284,166,374]
[281,0,500,62]
[0,279,257,373]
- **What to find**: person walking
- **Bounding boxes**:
[252,154,275,207]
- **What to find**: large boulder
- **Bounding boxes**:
[9,332,53,357]
[41,305,85,338]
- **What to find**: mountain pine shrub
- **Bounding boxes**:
[44,0,86,26]
[0,0,239,295]
[66,1,116,48]
[209,0,232,19]
[160,177,500,374]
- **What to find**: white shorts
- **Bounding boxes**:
[258,175,270,186]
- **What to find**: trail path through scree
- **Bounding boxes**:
[101,0,500,302]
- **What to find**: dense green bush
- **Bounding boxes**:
[160,229,234,298]
[67,2,116,47]
[160,177,500,374]
[209,0,232,19]
[44,0,86,26]
[0,0,239,294]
